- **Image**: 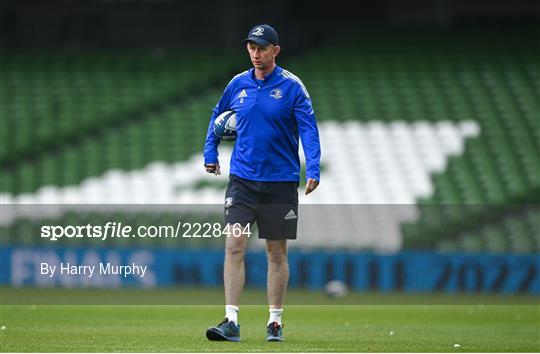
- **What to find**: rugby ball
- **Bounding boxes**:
[213,110,237,141]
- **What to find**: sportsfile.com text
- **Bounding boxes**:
[40,222,252,241]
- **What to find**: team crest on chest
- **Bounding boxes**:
[269,88,283,99]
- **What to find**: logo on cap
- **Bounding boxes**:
[252,27,264,36]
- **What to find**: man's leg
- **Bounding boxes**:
[224,230,249,317]
[265,239,288,341]
[266,239,288,317]
[206,228,248,342]
[207,174,256,342]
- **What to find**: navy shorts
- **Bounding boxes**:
[224,174,299,240]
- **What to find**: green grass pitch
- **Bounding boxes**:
[1,289,539,352]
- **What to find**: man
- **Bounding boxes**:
[203,24,321,342]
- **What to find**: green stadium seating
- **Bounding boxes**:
[1,28,538,252]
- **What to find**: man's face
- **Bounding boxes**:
[246,42,280,70]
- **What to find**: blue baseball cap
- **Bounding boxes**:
[242,24,279,46]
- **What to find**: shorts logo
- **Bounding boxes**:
[284,210,297,220]
[252,27,264,36]
[225,197,233,208]
[269,88,282,99]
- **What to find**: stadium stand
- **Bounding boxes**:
[1,28,538,252]
[1,52,241,193]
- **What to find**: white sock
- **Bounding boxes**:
[268,308,283,325]
[225,305,239,324]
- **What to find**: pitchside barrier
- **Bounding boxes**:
[1,246,538,294]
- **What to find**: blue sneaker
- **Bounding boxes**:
[266,322,284,342]
[206,318,241,342]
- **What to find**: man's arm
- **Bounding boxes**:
[293,85,321,195]
[203,85,232,175]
